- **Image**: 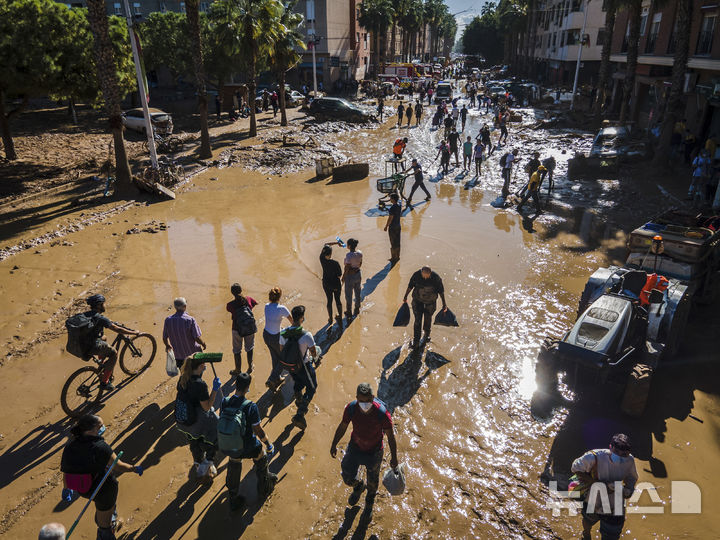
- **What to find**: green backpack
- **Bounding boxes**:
[217,397,250,453]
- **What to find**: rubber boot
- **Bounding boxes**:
[255,455,278,499]
[232,352,242,375]
[246,349,254,373]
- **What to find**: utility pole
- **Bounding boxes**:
[307,0,318,96]
[570,0,590,111]
[122,0,157,168]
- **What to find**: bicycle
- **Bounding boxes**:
[61,327,157,418]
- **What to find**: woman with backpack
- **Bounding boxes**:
[320,244,343,326]
[60,414,143,540]
[226,283,258,375]
[175,356,221,480]
[263,287,293,392]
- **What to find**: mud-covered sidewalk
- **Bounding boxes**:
[0,98,718,540]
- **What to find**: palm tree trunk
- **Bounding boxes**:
[86,0,132,193]
[0,90,18,160]
[279,69,288,126]
[654,0,693,164]
[620,0,642,124]
[390,21,397,62]
[594,0,617,116]
[248,49,257,137]
[186,0,212,159]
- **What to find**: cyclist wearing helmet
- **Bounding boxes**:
[85,294,139,391]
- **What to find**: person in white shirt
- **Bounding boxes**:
[263,287,293,392]
[279,305,319,429]
[571,433,638,540]
[501,148,518,197]
[342,238,363,318]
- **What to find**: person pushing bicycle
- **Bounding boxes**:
[83,294,139,391]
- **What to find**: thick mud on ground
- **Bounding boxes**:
[0,96,718,540]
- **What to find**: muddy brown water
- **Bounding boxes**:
[0,98,718,539]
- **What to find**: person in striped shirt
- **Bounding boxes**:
[162,298,206,368]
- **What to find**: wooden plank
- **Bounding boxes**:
[154,183,176,200]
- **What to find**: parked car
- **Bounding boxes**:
[434,82,453,102]
[286,90,306,107]
[122,108,173,135]
[487,86,507,98]
[307,97,375,123]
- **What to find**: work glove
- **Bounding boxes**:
[212,377,222,391]
[134,465,144,476]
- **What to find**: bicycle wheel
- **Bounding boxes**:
[61,366,104,418]
[119,333,157,375]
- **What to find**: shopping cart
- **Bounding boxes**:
[377,173,407,210]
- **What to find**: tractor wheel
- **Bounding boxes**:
[535,338,559,392]
[621,363,653,417]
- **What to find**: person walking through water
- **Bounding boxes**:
[435,140,451,176]
[383,193,402,265]
[571,433,638,540]
[263,288,293,392]
[404,158,431,205]
[219,372,277,511]
[517,165,545,214]
[226,284,258,375]
[320,244,343,326]
[405,102,413,127]
[61,414,143,540]
[473,138,485,177]
[330,383,399,519]
[460,104,468,132]
[414,100,422,125]
[342,238,363,318]
[175,355,222,480]
[500,148,518,197]
[448,127,461,168]
[403,266,447,349]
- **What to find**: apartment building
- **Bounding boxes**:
[610,0,720,137]
[533,0,606,85]
[294,0,370,87]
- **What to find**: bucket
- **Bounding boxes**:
[315,157,334,177]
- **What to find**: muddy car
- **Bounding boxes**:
[568,126,650,177]
[307,97,376,123]
[122,108,173,136]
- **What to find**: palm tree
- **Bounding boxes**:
[185,0,212,159]
[619,0,642,123]
[85,0,132,192]
[440,12,456,58]
[594,0,618,116]
[654,0,694,163]
[270,1,306,126]
[399,0,423,61]
[359,0,394,74]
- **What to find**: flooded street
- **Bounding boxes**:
[1,97,718,539]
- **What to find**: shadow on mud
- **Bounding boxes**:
[536,354,720,490]
[377,346,451,413]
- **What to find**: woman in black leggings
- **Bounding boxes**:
[320,244,343,326]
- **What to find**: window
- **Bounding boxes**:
[364,32,368,49]
[160,2,166,12]
[200,2,209,11]
[571,0,581,12]
[597,28,606,46]
[180,1,185,12]
[696,14,716,55]
[621,22,629,53]
[566,30,579,46]
[132,2,141,16]
[645,13,661,53]
[639,7,649,36]
[113,2,121,14]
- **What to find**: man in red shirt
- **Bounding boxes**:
[330,383,399,512]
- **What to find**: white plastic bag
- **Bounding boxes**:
[166,349,178,377]
[382,463,406,495]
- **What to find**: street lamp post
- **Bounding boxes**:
[307,0,318,96]
[122,0,157,169]
[570,0,590,111]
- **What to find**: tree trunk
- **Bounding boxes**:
[186,0,212,159]
[279,69,288,126]
[69,98,78,125]
[595,0,617,116]
[248,49,257,137]
[86,0,132,193]
[620,0,641,124]
[390,21,397,62]
[654,0,692,164]
[0,90,18,160]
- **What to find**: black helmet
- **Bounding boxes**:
[87,294,105,306]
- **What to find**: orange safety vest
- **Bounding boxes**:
[639,273,669,306]
[393,139,406,155]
